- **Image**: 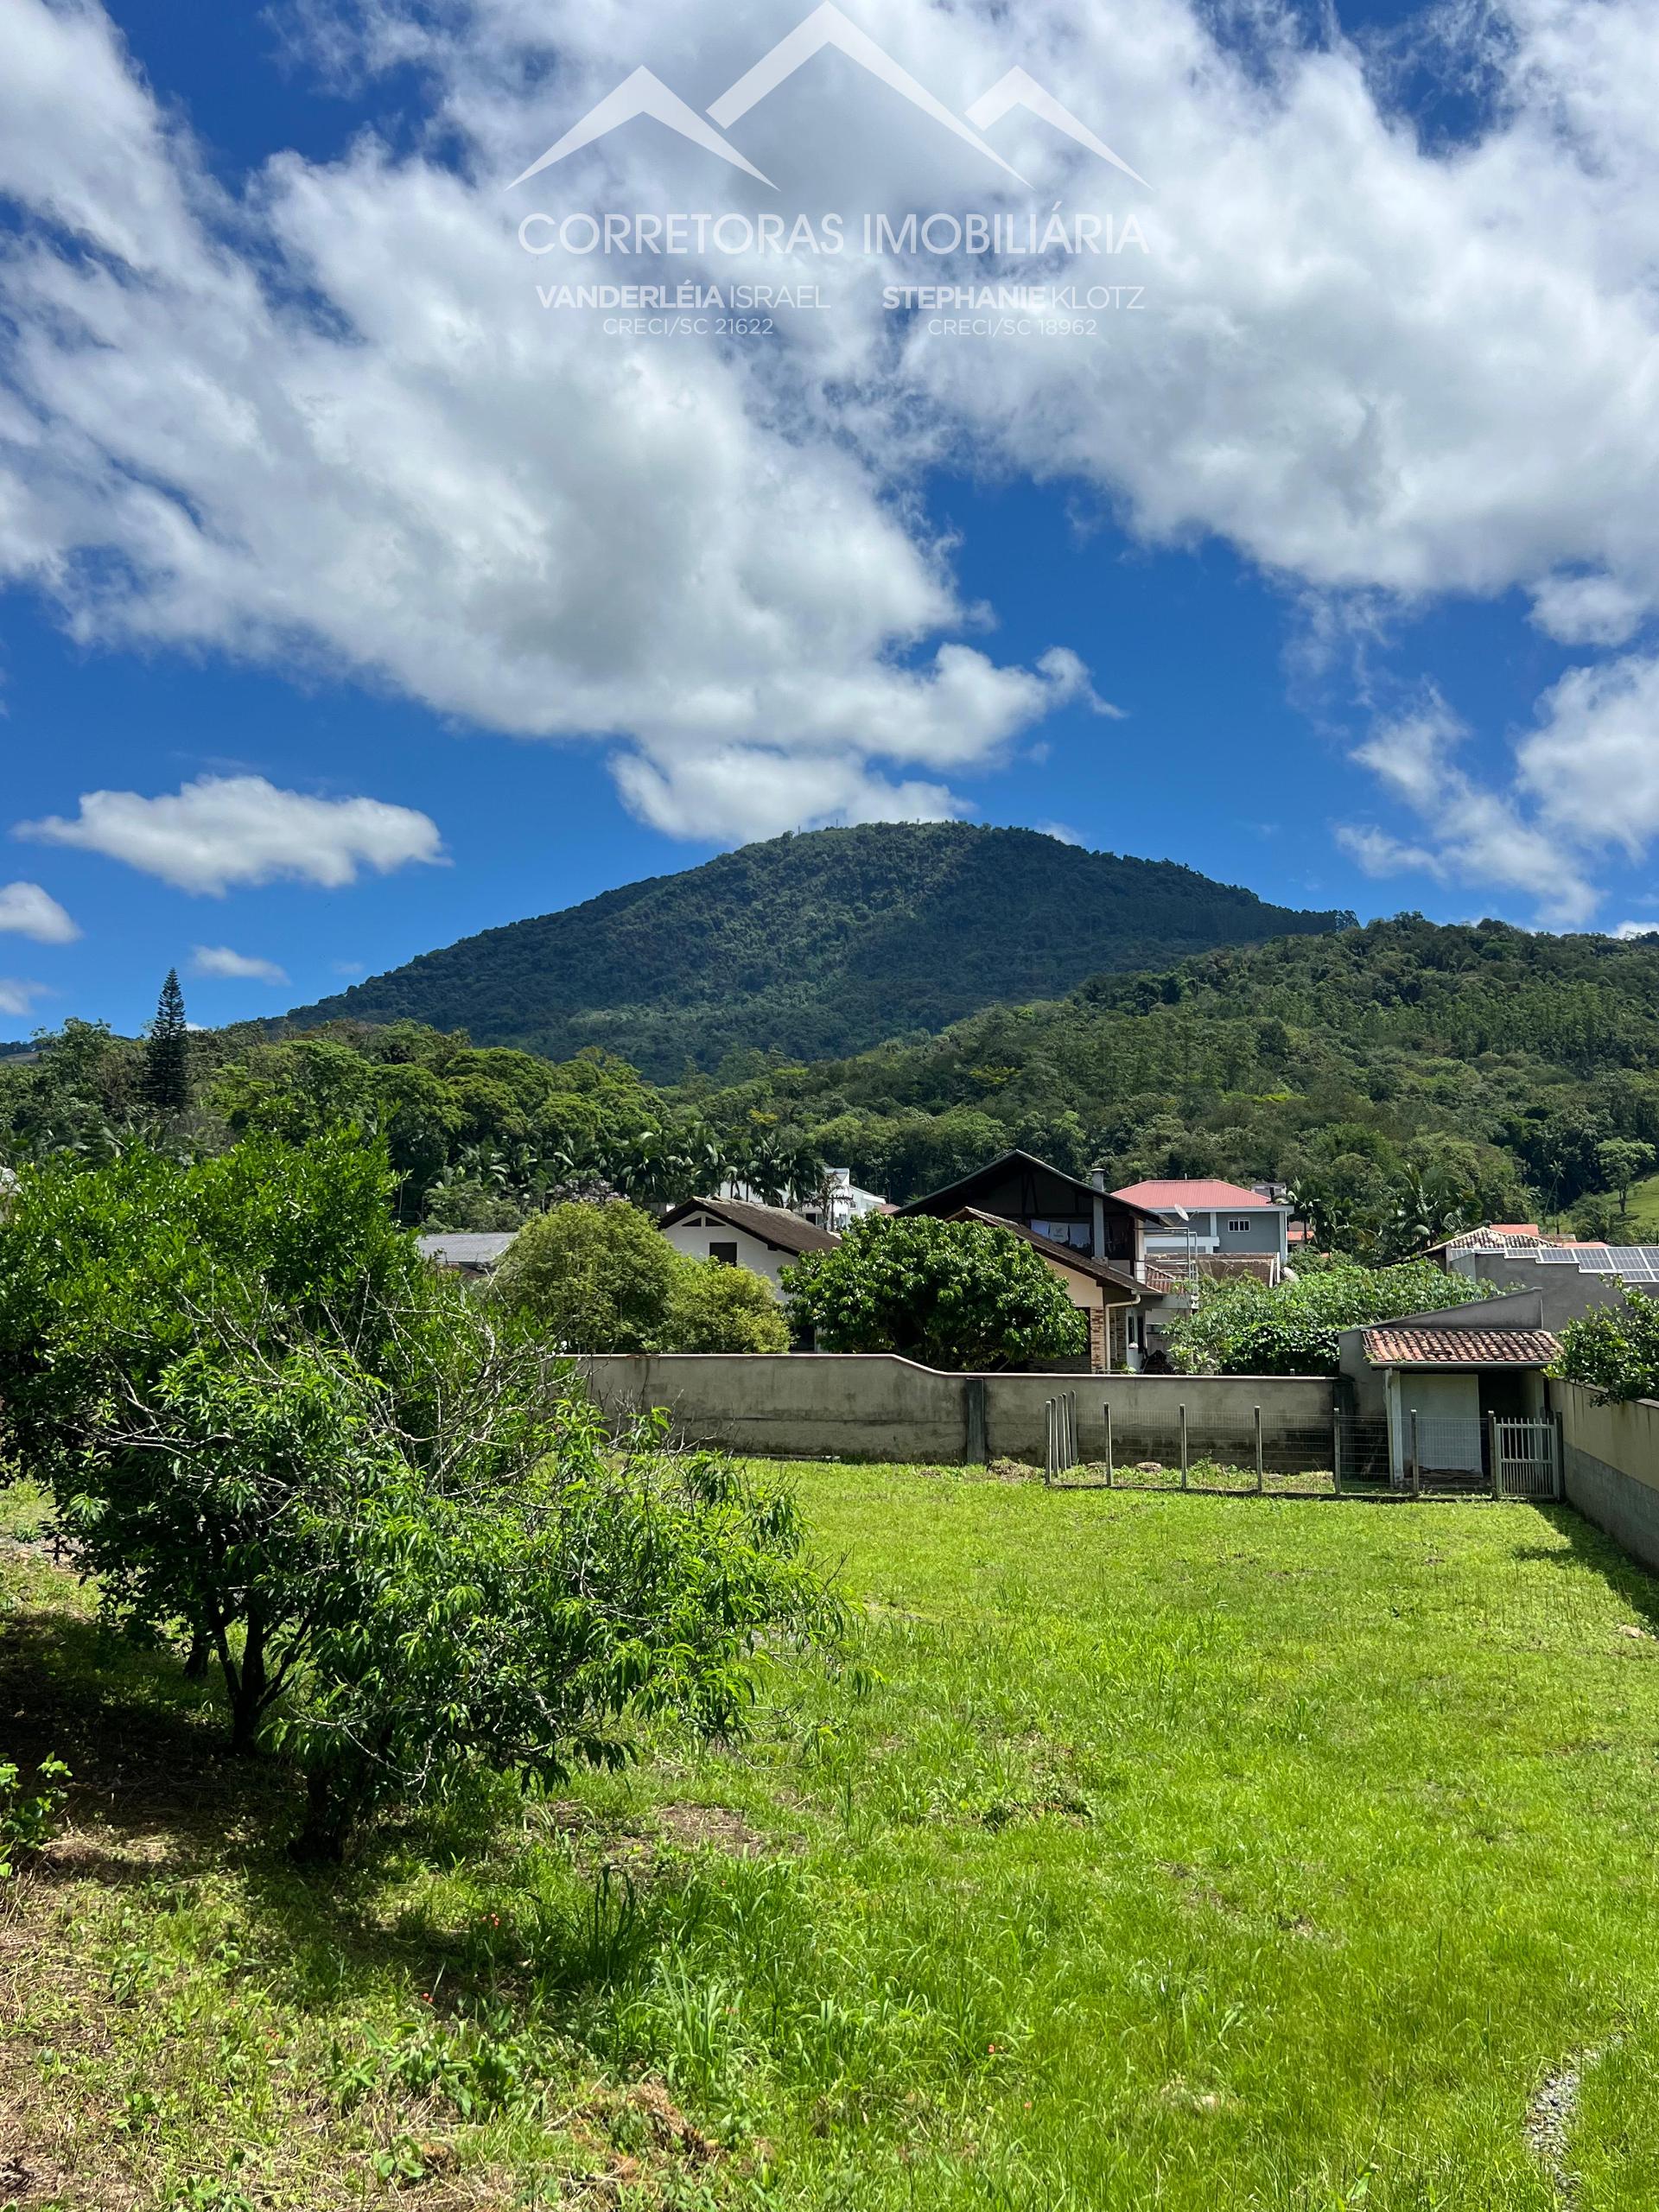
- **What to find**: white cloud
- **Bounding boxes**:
[1612,921,1659,940]
[4,0,1659,851]
[1517,653,1659,857]
[0,880,79,944]
[16,774,444,895]
[0,979,47,1018]
[1340,653,1659,929]
[1529,573,1649,648]
[191,944,289,985]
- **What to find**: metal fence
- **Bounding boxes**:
[1047,1402,1335,1493]
[1335,1410,1563,1499]
[1042,1406,1565,1501]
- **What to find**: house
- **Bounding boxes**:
[899,1149,1161,1272]
[944,1205,1145,1371]
[417,1230,518,1278]
[658,1194,837,1295]
[795,1166,890,1236]
[1112,1178,1292,1277]
[898,1151,1173,1370]
[1421,1224,1634,1329]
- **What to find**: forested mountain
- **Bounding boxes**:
[686,916,1659,1243]
[13,912,1659,1260]
[275,824,1354,1077]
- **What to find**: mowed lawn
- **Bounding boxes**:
[5,1467,1659,2209]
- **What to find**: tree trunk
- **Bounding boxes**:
[228,1615,268,1756]
[290,1766,352,1866]
[183,1628,210,1681]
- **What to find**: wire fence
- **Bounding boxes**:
[1039,1404,1563,1502]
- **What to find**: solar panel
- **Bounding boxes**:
[1536,1247,1580,1263]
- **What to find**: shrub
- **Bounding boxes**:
[785,1214,1086,1370]
[1,1755,70,1879]
[1552,1290,1659,1403]
[664,1260,790,1353]
[0,1140,836,1860]
[492,1201,678,1351]
[1168,1257,1491,1376]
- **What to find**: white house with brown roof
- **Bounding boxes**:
[658,1195,838,1295]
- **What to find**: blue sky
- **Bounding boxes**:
[3,0,1656,1040]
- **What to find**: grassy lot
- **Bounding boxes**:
[1611,1172,1659,1240]
[6,1466,1659,2210]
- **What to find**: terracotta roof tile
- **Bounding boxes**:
[1112,1178,1279,1210]
[1361,1325,1560,1368]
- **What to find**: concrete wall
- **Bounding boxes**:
[579,1352,1335,1466]
[1550,1376,1659,1574]
[1452,1253,1627,1329]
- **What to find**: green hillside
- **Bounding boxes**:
[275,823,1354,1077]
[693,914,1659,1235]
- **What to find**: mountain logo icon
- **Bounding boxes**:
[508,4,1147,194]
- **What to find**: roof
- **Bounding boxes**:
[1114,1178,1283,1212]
[660,1196,839,1257]
[949,1208,1142,1298]
[1360,1325,1560,1369]
[899,1148,1165,1221]
[418,1231,518,1269]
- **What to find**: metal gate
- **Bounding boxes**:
[1491,1415,1562,1500]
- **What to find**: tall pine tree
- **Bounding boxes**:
[145,969,191,1116]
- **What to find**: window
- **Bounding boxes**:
[1226,1218,1251,1235]
[1031,1218,1092,1250]
[709,1242,739,1266]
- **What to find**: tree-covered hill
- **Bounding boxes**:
[11,915,1659,1255]
[693,915,1659,1238]
[275,823,1354,1077]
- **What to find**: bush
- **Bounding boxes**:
[1553,1290,1659,1403]
[1168,1257,1491,1376]
[1,1756,70,1879]
[785,1214,1086,1370]
[0,1139,835,1859]
[492,1201,678,1351]
[664,1260,790,1353]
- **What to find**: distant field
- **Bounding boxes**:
[6,1468,1659,2209]
[1615,1172,1659,1237]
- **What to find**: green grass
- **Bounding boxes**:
[6,1467,1659,2209]
[1613,1172,1659,1238]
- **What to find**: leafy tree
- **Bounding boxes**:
[492,1201,680,1351]
[664,1261,791,1353]
[278,1399,831,1860]
[1168,1258,1491,1376]
[1552,1290,1659,1404]
[1573,1194,1623,1243]
[144,969,192,1116]
[785,1214,1086,1370]
[1596,1137,1656,1215]
[0,1136,833,1859]
[0,1132,435,1751]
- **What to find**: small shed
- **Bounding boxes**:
[1359,1322,1559,1484]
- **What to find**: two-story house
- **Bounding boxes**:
[1112,1178,1292,1276]
[898,1150,1166,1370]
